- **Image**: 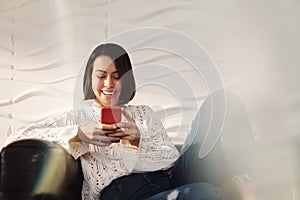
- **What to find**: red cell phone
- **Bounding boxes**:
[100,106,122,124]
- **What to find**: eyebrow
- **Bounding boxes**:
[95,70,119,74]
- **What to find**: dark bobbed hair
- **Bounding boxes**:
[83,43,136,105]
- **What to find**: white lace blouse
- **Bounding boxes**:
[5,100,179,200]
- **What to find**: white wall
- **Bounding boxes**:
[1,0,300,199]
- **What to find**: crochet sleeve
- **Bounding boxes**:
[5,110,88,159]
[132,105,179,172]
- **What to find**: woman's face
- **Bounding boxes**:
[92,56,122,107]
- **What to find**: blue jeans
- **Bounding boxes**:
[101,91,254,200]
[145,183,228,200]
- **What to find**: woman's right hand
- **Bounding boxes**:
[77,122,122,146]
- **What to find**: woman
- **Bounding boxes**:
[5,43,180,200]
[5,43,250,200]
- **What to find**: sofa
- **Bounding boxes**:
[0,139,244,200]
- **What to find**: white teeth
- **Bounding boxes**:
[102,91,113,95]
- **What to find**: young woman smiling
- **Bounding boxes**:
[5,43,248,200]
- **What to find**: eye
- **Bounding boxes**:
[112,74,120,80]
[95,72,106,79]
[96,75,106,79]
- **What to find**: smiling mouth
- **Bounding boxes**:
[101,90,120,98]
[102,90,114,96]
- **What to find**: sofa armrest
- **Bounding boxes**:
[0,139,83,200]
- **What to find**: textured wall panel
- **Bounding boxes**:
[0,1,300,199]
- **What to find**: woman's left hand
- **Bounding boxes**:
[108,108,140,148]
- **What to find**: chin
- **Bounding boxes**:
[101,99,118,107]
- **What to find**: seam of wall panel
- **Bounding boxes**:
[104,0,110,39]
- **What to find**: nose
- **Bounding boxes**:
[104,75,115,87]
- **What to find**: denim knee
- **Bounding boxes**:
[146,182,229,200]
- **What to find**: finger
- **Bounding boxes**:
[115,122,133,129]
[122,135,139,142]
[121,108,135,123]
[98,122,119,130]
[122,127,141,138]
[92,129,106,136]
[108,131,128,137]
[122,128,138,135]
[94,129,122,135]
[93,135,121,142]
[91,128,116,136]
